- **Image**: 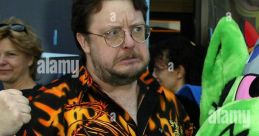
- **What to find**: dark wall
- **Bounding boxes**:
[0,82,3,90]
[0,0,79,54]
[150,12,195,44]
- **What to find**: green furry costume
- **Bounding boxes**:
[199,16,249,125]
[197,98,259,135]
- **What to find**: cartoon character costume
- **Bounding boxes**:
[198,16,259,135]
[197,43,259,136]
[200,16,249,125]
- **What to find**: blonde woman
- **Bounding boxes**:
[0,17,42,135]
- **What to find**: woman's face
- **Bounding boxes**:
[152,50,178,92]
[0,38,33,84]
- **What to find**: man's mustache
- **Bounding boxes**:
[114,51,143,64]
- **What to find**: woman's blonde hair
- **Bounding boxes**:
[0,17,42,80]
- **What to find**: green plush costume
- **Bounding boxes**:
[197,36,259,135]
[197,73,259,135]
[197,98,259,136]
[200,16,249,125]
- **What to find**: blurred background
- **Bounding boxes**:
[1,0,258,89]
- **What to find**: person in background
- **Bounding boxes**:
[25,0,194,135]
[149,35,205,132]
[0,17,42,135]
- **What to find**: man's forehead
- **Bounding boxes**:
[91,0,143,22]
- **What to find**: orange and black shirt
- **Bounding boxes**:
[26,65,193,136]
[22,84,43,101]
[16,84,42,136]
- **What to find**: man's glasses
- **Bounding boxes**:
[86,24,151,48]
[0,24,27,33]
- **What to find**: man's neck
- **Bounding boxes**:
[101,81,139,124]
[86,63,140,123]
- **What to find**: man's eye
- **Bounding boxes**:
[105,29,121,38]
[133,26,144,32]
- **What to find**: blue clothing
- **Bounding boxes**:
[175,84,202,131]
[176,84,201,107]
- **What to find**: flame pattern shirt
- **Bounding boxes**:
[16,84,42,136]
[26,65,193,136]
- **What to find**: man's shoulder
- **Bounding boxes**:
[140,70,174,93]
[33,74,82,101]
[42,74,76,90]
[39,64,88,92]
[139,70,179,104]
[160,86,179,103]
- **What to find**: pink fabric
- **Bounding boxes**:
[235,75,256,100]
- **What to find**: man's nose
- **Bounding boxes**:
[122,32,136,49]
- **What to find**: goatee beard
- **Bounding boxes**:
[92,51,148,86]
[100,66,147,86]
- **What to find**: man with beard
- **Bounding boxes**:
[27,0,193,135]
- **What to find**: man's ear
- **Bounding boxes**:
[76,33,90,54]
[176,65,186,79]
